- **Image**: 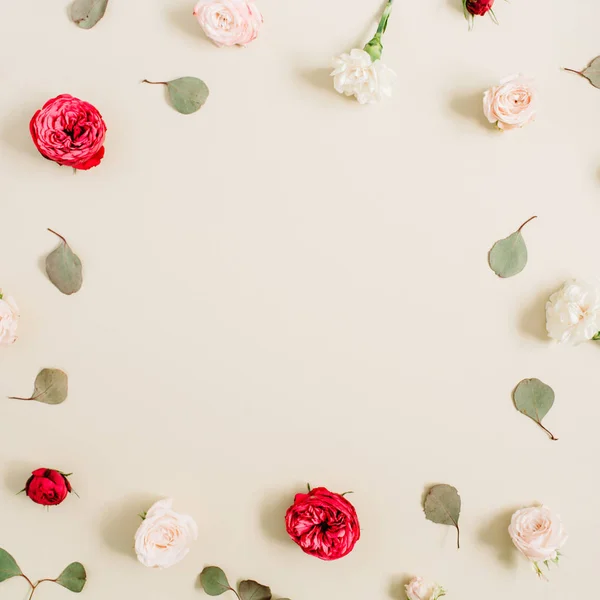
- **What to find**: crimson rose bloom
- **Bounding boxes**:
[25,469,72,506]
[29,94,107,170]
[285,487,360,560]
[465,0,494,16]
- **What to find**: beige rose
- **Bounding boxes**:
[193,0,262,47]
[134,499,198,569]
[483,74,537,130]
[405,577,445,600]
[509,506,567,565]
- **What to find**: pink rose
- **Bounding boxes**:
[193,0,262,47]
[30,94,107,170]
[483,74,537,131]
[285,487,360,561]
[509,506,567,564]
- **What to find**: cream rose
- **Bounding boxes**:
[0,295,19,346]
[509,506,567,566]
[483,74,537,130]
[134,499,198,569]
[405,577,445,600]
[546,279,600,345]
[331,49,395,104]
[193,0,263,47]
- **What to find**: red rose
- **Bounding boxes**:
[464,0,494,16]
[25,469,72,506]
[285,486,360,560]
[29,94,107,170]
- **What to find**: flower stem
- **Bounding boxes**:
[517,215,537,232]
[364,0,394,61]
[376,0,394,37]
[142,79,167,86]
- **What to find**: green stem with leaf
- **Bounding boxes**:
[364,0,394,62]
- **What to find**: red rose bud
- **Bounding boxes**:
[285,487,360,560]
[465,0,494,15]
[25,469,72,506]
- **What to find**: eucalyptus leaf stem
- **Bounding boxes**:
[142,79,167,86]
[25,578,54,600]
[456,525,460,549]
[517,215,537,232]
[47,228,67,245]
[563,67,584,76]
[536,421,558,441]
[229,587,242,600]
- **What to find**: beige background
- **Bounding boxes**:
[0,0,598,599]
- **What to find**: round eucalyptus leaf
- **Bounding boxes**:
[200,566,230,596]
[56,562,87,593]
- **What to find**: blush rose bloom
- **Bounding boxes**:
[25,469,72,506]
[30,94,107,170]
[509,506,567,566]
[405,577,446,600]
[546,279,600,345]
[331,49,395,104]
[285,487,360,560]
[0,295,19,346]
[193,0,263,47]
[134,499,198,569]
[483,74,537,131]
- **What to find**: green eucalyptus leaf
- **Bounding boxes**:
[565,56,600,89]
[423,484,461,549]
[46,229,83,295]
[143,78,209,115]
[0,549,22,582]
[513,378,558,441]
[238,580,272,600]
[488,216,536,278]
[200,566,231,596]
[69,0,108,29]
[9,368,68,405]
[56,563,86,593]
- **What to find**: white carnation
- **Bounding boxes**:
[0,295,19,346]
[331,48,395,104]
[546,279,600,345]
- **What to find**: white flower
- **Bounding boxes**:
[0,295,19,346]
[405,577,446,600]
[331,49,395,104]
[509,506,567,570]
[546,279,600,345]
[134,499,198,569]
